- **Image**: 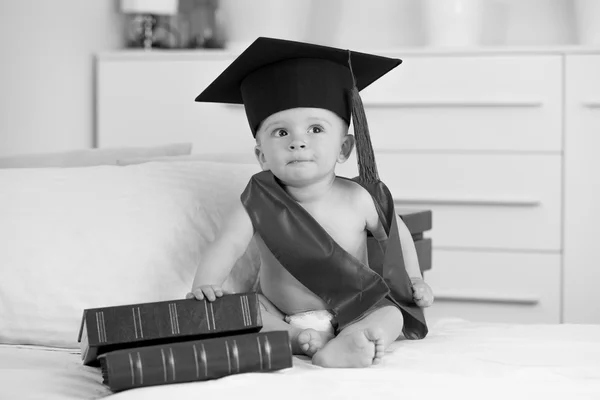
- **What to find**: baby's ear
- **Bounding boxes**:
[254,145,270,171]
[338,134,355,163]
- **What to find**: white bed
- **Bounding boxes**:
[1,318,599,400]
[0,345,110,400]
[1,144,599,400]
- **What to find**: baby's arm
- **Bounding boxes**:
[359,187,434,307]
[395,215,434,307]
[394,215,423,281]
[189,200,254,301]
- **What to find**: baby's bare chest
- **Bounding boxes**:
[301,203,366,255]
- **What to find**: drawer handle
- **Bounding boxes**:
[363,100,543,108]
[434,292,539,305]
[394,195,540,207]
[582,101,600,108]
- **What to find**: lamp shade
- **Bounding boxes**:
[120,0,179,15]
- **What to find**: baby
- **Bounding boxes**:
[188,37,434,368]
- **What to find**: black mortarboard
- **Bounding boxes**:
[194,37,402,184]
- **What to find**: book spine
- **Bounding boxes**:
[100,331,292,392]
[84,293,261,347]
[415,237,432,273]
[398,210,432,235]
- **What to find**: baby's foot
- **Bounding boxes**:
[312,327,384,368]
[296,329,333,357]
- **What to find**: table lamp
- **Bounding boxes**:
[121,0,180,49]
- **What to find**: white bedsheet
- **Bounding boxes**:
[2,319,599,400]
[0,345,110,400]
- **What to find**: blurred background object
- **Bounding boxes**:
[122,0,226,49]
[121,0,180,49]
[179,0,226,48]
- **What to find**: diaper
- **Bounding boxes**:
[285,310,336,337]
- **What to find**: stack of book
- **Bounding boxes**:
[78,293,292,392]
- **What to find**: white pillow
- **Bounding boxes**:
[0,143,192,169]
[0,160,261,348]
[117,152,258,166]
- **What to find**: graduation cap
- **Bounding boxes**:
[195,37,402,184]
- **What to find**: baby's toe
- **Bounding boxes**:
[297,329,328,357]
[297,330,311,345]
[372,341,385,364]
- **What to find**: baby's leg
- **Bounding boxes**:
[312,305,404,368]
[257,294,331,357]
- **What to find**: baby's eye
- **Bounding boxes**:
[273,129,288,137]
[308,125,324,134]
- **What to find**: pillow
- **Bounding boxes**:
[117,152,258,166]
[0,160,261,348]
[0,143,192,169]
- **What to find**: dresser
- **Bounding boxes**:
[96,47,600,325]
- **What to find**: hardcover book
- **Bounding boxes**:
[398,209,433,272]
[78,293,262,366]
[99,330,292,392]
[397,209,432,237]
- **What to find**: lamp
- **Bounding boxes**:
[121,0,180,49]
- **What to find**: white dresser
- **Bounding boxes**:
[96,47,600,325]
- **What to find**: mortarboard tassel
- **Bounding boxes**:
[347,50,380,185]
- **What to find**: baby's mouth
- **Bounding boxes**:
[287,159,313,164]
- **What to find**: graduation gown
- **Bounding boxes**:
[240,170,428,340]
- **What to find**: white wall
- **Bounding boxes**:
[0,0,123,156]
[303,0,576,48]
[499,0,576,45]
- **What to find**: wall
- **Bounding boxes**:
[0,0,123,156]
[499,0,576,45]
[268,0,577,49]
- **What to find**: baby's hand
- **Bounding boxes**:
[410,278,434,308]
[186,285,225,302]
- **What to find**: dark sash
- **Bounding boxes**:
[240,170,428,339]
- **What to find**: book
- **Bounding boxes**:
[397,209,433,237]
[78,293,262,366]
[367,209,433,274]
[398,209,432,272]
[98,330,292,392]
[415,237,433,273]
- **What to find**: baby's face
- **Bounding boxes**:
[254,107,352,185]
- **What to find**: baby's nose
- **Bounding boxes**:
[288,141,306,150]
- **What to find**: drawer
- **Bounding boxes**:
[359,55,562,152]
[422,249,561,324]
[337,152,562,251]
[564,54,600,324]
[97,57,254,153]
